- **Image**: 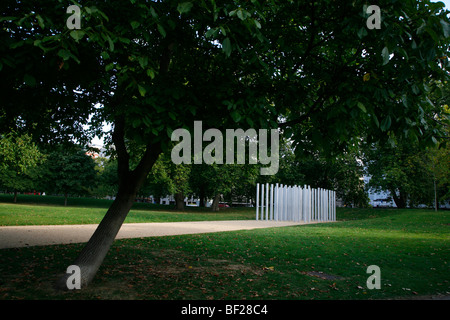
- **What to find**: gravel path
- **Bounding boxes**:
[0,220,306,249]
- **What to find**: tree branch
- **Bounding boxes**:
[112,115,130,180]
[278,90,328,128]
[131,141,162,193]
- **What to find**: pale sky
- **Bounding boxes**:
[436,0,450,13]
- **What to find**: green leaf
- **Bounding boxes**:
[187,105,196,116]
[105,63,115,71]
[10,41,25,49]
[57,49,80,64]
[57,49,71,61]
[157,24,166,38]
[142,116,151,127]
[138,56,148,69]
[230,110,241,122]
[372,114,380,128]
[36,14,45,29]
[357,27,368,39]
[23,74,36,87]
[150,6,158,18]
[380,115,392,131]
[237,9,245,21]
[137,84,146,97]
[166,127,174,138]
[132,118,141,128]
[222,37,232,57]
[0,16,18,23]
[205,27,218,38]
[357,102,367,113]
[104,35,115,51]
[70,30,85,41]
[441,19,450,38]
[425,27,440,43]
[147,68,155,79]
[101,51,110,60]
[229,10,237,17]
[177,2,193,14]
[381,47,390,65]
[130,21,140,29]
[118,37,131,44]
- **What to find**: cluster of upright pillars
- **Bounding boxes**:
[255,183,336,222]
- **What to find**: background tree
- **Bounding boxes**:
[365,139,436,208]
[146,152,191,210]
[0,132,45,202]
[365,78,450,209]
[42,146,97,206]
[93,157,119,199]
[271,139,369,207]
[223,164,260,207]
[188,140,261,211]
[331,153,369,208]
[188,163,213,208]
[422,143,450,210]
[145,155,172,205]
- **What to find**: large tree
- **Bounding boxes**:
[146,152,191,210]
[1,0,448,289]
[0,132,45,202]
[42,146,97,206]
[365,139,433,208]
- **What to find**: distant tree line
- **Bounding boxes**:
[2,132,447,210]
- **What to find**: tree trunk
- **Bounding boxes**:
[64,192,68,207]
[434,177,438,212]
[55,189,136,289]
[211,194,220,212]
[391,188,407,208]
[55,136,161,290]
[175,192,185,211]
[199,186,205,207]
[13,190,17,203]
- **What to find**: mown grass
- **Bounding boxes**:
[0,194,448,300]
[0,194,254,225]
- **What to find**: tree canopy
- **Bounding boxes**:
[0,131,45,202]
[41,146,97,206]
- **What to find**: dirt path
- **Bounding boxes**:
[0,220,306,249]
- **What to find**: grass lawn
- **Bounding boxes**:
[0,194,449,300]
[0,194,254,225]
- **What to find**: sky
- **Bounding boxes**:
[441,0,450,9]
